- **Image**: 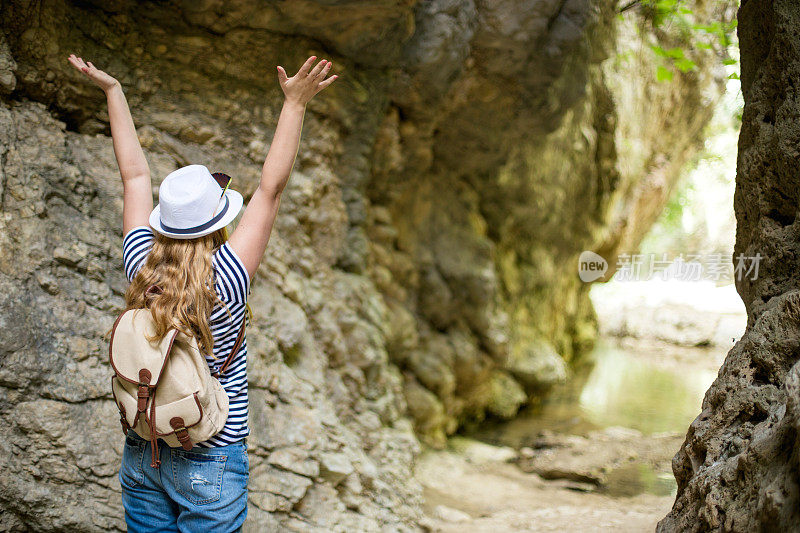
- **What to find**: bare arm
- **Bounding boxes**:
[228,56,338,280]
[67,54,153,235]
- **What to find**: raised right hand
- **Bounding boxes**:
[276,56,338,106]
[67,54,120,92]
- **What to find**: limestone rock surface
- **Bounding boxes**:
[0,0,730,530]
[658,1,800,531]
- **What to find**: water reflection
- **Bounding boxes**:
[467,336,726,498]
[600,463,677,497]
[473,337,723,448]
[577,340,719,435]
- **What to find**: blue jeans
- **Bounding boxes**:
[120,430,249,532]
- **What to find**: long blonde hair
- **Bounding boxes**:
[107,226,252,359]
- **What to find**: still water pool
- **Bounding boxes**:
[574,338,722,435]
[483,336,725,443]
[467,336,727,497]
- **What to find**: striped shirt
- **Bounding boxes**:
[122,225,251,447]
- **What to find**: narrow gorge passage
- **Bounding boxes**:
[0,0,760,532]
[417,284,744,531]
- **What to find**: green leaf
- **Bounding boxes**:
[723,58,737,66]
[651,45,669,57]
[651,46,688,61]
[693,21,724,36]
[657,65,675,82]
[666,47,686,59]
[727,72,740,80]
[674,57,697,72]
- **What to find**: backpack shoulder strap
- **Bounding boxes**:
[145,284,163,299]
[212,314,246,378]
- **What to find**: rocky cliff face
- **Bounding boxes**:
[657,1,800,530]
[0,0,727,530]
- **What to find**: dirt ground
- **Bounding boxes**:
[414,438,675,533]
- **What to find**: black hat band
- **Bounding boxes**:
[160,195,230,235]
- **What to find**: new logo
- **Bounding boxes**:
[578,251,608,282]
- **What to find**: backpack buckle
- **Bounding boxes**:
[137,386,150,412]
[137,369,152,412]
[170,417,194,451]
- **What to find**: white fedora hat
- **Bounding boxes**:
[149,164,244,239]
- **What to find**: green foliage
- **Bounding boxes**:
[622,0,739,84]
[651,45,698,72]
[656,65,674,82]
[661,176,693,230]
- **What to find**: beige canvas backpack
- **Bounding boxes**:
[109,284,245,468]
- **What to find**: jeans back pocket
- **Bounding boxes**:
[171,450,227,505]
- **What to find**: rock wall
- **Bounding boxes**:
[0,89,424,532]
[378,0,732,442]
[658,1,800,530]
[0,0,727,530]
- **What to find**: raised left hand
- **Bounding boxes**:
[67,54,119,92]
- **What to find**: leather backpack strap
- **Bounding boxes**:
[145,284,163,296]
[212,315,246,378]
[118,403,131,435]
[146,327,180,469]
[148,387,160,468]
[170,417,194,451]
